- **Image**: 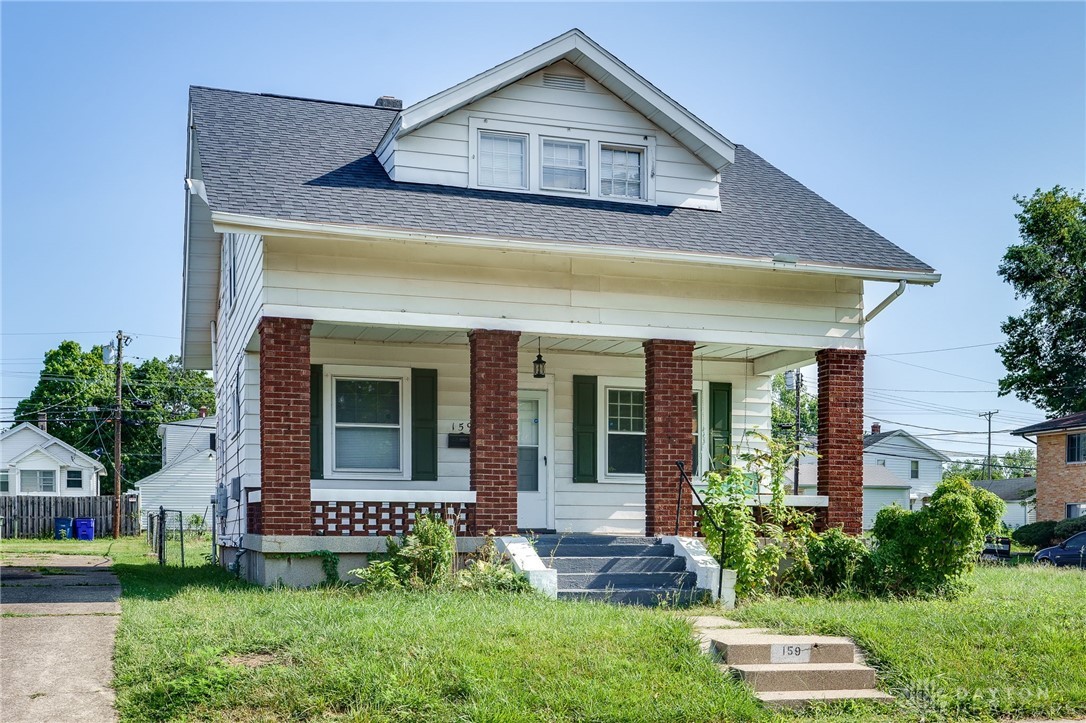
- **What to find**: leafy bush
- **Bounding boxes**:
[1054,515,1086,540]
[863,477,996,598]
[396,513,455,585]
[805,528,870,594]
[355,560,402,591]
[1012,520,1058,549]
[455,535,532,593]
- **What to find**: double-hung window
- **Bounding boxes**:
[600,146,644,199]
[21,470,55,493]
[1067,433,1085,463]
[478,131,527,189]
[607,389,645,475]
[910,460,920,479]
[333,378,403,473]
[66,470,83,489]
[541,138,587,191]
[0,471,8,494]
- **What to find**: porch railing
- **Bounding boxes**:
[674,460,727,601]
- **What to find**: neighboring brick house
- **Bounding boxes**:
[1012,412,1086,522]
[180,29,939,585]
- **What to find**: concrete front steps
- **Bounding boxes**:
[708,628,893,709]
[534,535,702,606]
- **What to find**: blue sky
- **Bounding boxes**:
[2,2,1083,466]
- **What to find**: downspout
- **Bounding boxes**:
[864,280,908,323]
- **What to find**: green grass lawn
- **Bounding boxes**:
[3,539,1082,722]
[728,564,1086,722]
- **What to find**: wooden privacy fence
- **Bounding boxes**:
[0,496,140,538]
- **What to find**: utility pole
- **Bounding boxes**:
[979,411,998,481]
[112,330,130,539]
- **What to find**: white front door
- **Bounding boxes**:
[517,390,549,530]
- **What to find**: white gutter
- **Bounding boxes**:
[210,212,942,286]
[864,280,908,322]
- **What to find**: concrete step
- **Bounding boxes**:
[557,571,696,590]
[711,631,857,665]
[730,663,877,693]
[535,543,675,558]
[533,535,661,546]
[546,555,688,574]
[558,587,705,606]
[756,689,894,709]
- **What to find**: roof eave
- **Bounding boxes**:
[210,211,941,285]
[378,29,736,172]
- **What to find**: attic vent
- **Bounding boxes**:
[543,73,586,91]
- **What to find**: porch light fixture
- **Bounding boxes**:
[533,338,547,378]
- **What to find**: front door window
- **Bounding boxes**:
[517,392,548,530]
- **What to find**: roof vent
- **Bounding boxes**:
[374,96,403,110]
[543,73,586,92]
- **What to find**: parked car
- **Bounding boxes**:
[1034,531,1086,568]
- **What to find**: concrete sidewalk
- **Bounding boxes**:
[1,554,120,722]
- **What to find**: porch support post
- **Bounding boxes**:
[644,339,695,536]
[815,348,866,535]
[469,329,521,535]
[258,316,313,536]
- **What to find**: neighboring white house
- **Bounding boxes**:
[862,425,950,508]
[972,477,1037,529]
[136,416,217,528]
[0,423,105,497]
[180,29,940,585]
[791,464,912,530]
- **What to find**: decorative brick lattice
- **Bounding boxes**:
[311,501,476,536]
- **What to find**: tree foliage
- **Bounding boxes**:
[997,187,1086,415]
[941,448,1037,481]
[770,372,818,440]
[12,341,215,492]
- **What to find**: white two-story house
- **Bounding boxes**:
[180,30,939,585]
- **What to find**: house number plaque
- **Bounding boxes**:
[770,643,812,664]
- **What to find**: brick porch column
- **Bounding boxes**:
[816,348,865,535]
[644,339,695,536]
[258,316,313,536]
[469,329,520,535]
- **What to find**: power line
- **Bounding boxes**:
[872,342,1000,357]
[868,356,998,385]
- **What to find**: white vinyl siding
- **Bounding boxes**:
[478,131,527,189]
[384,60,722,211]
[21,470,55,493]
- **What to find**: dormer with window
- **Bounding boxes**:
[376,31,734,211]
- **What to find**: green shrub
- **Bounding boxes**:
[1054,515,1086,540]
[455,535,532,593]
[397,513,455,586]
[805,528,870,594]
[1012,520,1058,549]
[864,477,991,597]
[935,478,1006,533]
[354,560,402,591]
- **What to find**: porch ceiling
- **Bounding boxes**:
[309,322,783,361]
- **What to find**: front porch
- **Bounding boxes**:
[227,317,865,585]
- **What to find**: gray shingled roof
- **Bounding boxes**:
[1012,411,1086,436]
[972,477,1037,502]
[189,86,935,273]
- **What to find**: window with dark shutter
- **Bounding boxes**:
[310,365,323,479]
[708,382,732,470]
[411,369,438,481]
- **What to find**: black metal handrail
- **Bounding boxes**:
[674,460,728,601]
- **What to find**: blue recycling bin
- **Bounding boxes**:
[54,517,74,540]
[73,518,95,541]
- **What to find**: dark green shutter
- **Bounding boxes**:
[573,375,598,483]
[411,369,438,481]
[708,382,732,469]
[310,365,323,480]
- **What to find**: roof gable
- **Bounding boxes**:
[380,29,735,172]
[1,423,106,472]
[864,429,951,462]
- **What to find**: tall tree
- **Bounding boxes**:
[13,341,215,492]
[996,187,1086,415]
[942,448,1037,481]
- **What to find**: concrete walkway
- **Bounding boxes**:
[1,554,120,722]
